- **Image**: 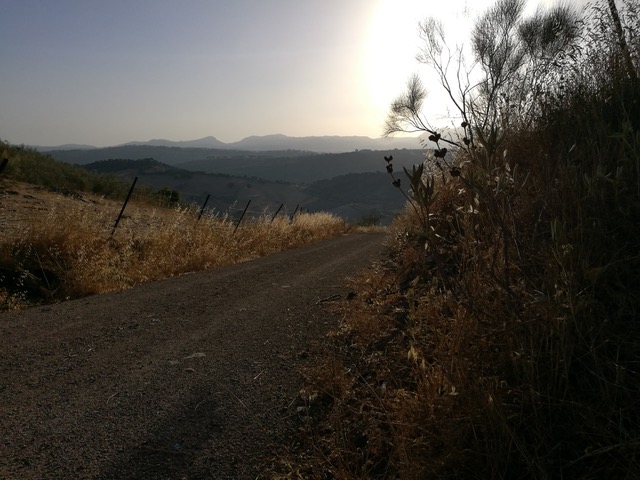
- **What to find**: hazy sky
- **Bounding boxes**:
[1,0,588,147]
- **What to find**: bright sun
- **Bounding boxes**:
[362,0,482,132]
[360,0,563,133]
[363,2,427,114]
[361,0,575,133]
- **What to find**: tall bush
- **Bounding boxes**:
[280,1,640,478]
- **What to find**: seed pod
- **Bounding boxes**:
[434,148,447,158]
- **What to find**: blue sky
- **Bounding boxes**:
[1,0,587,147]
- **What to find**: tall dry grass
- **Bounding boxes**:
[0,195,348,310]
[269,1,640,478]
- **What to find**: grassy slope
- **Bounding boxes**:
[0,147,351,310]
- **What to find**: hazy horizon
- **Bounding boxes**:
[1,0,588,148]
[27,132,425,149]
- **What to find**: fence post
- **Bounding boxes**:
[270,203,284,223]
[111,177,138,237]
[0,150,8,175]
[290,204,300,223]
[233,199,251,234]
[196,194,211,223]
[0,154,7,208]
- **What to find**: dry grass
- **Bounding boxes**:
[267,2,640,478]
[0,182,348,310]
[272,139,639,477]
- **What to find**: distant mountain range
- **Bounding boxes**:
[36,133,441,223]
[35,134,428,154]
[46,145,428,184]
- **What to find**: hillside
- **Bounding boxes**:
[177,149,427,183]
[0,142,408,223]
[47,145,427,183]
[83,158,405,223]
[42,141,428,221]
[44,145,311,167]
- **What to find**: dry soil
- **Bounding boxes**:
[0,232,385,479]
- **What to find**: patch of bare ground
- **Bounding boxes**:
[0,180,177,236]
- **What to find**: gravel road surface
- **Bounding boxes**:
[0,232,385,479]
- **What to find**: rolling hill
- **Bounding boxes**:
[37,134,433,222]
[82,158,406,223]
[49,146,427,184]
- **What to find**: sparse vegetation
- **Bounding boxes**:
[271,0,640,478]
[0,141,159,200]
[0,187,348,310]
[0,144,350,311]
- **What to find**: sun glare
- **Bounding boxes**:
[363,2,426,113]
[362,0,483,133]
[362,0,583,132]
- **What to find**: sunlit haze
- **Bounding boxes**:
[1,0,589,147]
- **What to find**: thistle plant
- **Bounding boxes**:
[385,122,470,245]
[385,152,440,251]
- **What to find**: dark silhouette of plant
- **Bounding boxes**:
[607,0,638,82]
[385,154,438,244]
[386,0,581,164]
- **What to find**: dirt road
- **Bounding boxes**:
[0,232,385,479]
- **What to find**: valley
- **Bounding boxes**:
[45,141,430,223]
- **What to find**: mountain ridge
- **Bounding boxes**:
[35,133,427,154]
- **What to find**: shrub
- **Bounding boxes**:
[272,1,640,478]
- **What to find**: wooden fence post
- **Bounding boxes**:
[270,203,284,223]
[290,204,300,222]
[111,177,138,237]
[196,194,211,223]
[233,199,251,234]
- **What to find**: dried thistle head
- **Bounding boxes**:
[434,148,448,159]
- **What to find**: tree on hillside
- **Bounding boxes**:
[156,187,181,207]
